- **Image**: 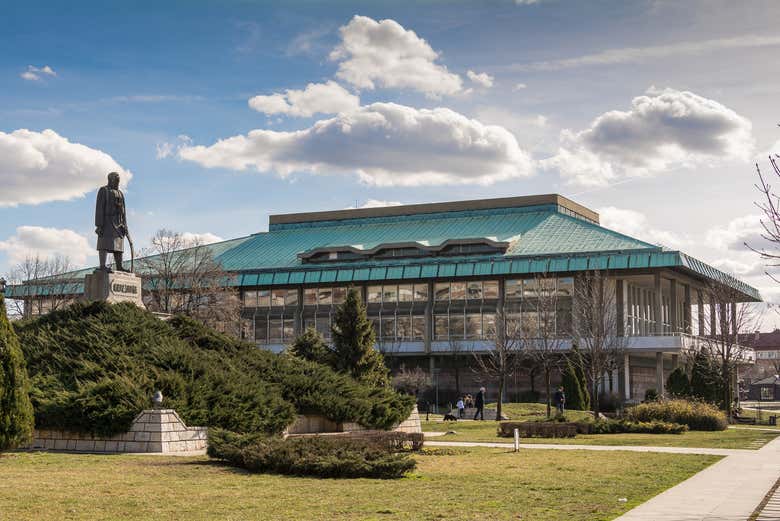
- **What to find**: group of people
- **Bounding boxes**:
[452,386,567,421]
[455,387,486,420]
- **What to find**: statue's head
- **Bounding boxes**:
[107,172,120,189]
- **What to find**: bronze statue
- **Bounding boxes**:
[95,172,133,272]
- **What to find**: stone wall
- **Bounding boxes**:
[286,405,421,435]
[28,409,206,454]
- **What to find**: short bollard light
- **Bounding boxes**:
[514,428,520,452]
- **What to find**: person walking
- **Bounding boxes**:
[473,387,485,421]
[456,397,465,418]
[554,386,566,415]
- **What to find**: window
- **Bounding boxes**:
[398,285,414,302]
[414,284,429,302]
[449,314,465,339]
[523,279,539,298]
[283,319,295,340]
[467,281,482,300]
[315,316,331,339]
[396,315,412,339]
[435,283,450,301]
[258,289,271,307]
[761,387,774,400]
[383,285,398,304]
[451,282,466,300]
[368,286,382,303]
[557,277,574,297]
[466,314,482,339]
[381,316,396,340]
[255,319,268,343]
[505,280,522,300]
[483,313,496,339]
[318,288,333,305]
[304,288,317,305]
[269,319,283,342]
[332,287,346,305]
[271,289,286,307]
[243,291,258,307]
[285,290,299,307]
[435,315,448,340]
[483,281,499,299]
[412,316,425,340]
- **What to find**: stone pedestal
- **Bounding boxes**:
[84,269,144,308]
[28,409,207,454]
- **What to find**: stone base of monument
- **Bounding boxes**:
[83,269,145,308]
[28,409,207,454]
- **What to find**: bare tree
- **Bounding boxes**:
[699,282,761,414]
[392,365,432,398]
[137,229,240,335]
[4,254,79,319]
[472,308,523,421]
[519,276,566,419]
[571,271,627,416]
[751,154,780,275]
[447,336,474,400]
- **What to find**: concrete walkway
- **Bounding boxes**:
[425,437,780,520]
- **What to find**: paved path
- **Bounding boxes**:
[614,435,780,521]
[424,439,746,456]
[426,436,780,520]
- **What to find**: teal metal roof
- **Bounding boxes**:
[6,203,761,301]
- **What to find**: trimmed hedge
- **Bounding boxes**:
[498,421,578,438]
[208,428,418,479]
[498,419,687,438]
[626,399,727,431]
[15,302,414,436]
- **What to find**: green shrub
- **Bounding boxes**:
[15,302,413,436]
[0,293,34,450]
[626,399,727,431]
[208,428,417,479]
[562,357,588,411]
[498,421,577,438]
[588,419,687,435]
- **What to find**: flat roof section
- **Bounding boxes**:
[269,194,600,226]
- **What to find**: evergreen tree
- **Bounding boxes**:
[331,288,389,387]
[690,351,722,405]
[0,293,34,451]
[571,345,591,411]
[561,358,586,410]
[288,327,332,366]
[666,367,691,398]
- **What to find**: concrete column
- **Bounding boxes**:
[731,302,738,336]
[654,273,662,335]
[669,279,678,333]
[424,281,433,354]
[656,351,665,397]
[671,354,679,369]
[709,296,717,337]
[683,284,692,334]
[294,287,304,334]
[624,353,631,400]
[697,289,704,336]
[616,279,625,337]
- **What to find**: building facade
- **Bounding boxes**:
[9,194,760,404]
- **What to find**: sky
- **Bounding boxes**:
[2,0,780,324]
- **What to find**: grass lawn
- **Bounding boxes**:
[424,402,780,449]
[0,449,718,521]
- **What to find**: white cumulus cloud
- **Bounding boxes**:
[20,65,57,81]
[329,15,463,98]
[178,102,532,187]
[0,226,93,265]
[0,129,131,207]
[345,199,404,209]
[181,232,223,245]
[467,70,494,88]
[706,214,765,251]
[248,81,360,117]
[542,87,754,186]
[599,206,687,249]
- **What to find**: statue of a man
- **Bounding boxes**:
[95,172,130,272]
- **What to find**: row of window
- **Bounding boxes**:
[242,278,575,309]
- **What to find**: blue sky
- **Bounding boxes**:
[2,0,780,318]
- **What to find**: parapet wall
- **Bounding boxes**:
[29,409,207,454]
[286,405,421,435]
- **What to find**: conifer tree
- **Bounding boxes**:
[571,345,591,411]
[0,293,34,451]
[561,358,586,411]
[331,288,389,387]
[288,327,332,366]
[666,367,691,397]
